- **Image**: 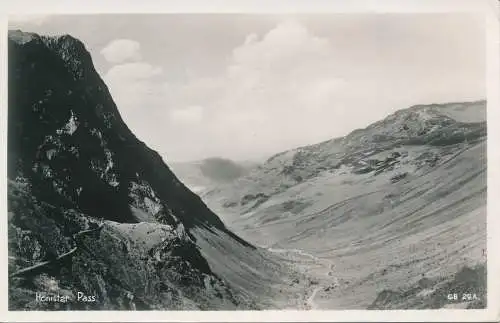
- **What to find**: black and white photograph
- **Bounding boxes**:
[2,0,499,321]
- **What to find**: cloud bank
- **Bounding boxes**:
[102,21,353,160]
[98,17,485,162]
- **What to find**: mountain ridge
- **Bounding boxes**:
[7,30,284,310]
[266,99,486,162]
[204,99,486,215]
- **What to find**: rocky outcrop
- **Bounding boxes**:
[210,100,487,212]
[8,30,254,310]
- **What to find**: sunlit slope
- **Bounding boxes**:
[200,101,487,309]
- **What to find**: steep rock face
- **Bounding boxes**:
[7,30,254,310]
[8,30,242,231]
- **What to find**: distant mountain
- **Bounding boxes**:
[170,158,257,194]
[207,100,486,216]
[199,157,254,182]
[7,30,305,310]
[202,100,487,309]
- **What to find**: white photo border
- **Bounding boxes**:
[0,0,498,322]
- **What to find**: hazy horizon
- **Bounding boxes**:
[9,14,486,163]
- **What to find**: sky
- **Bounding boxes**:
[9,14,486,162]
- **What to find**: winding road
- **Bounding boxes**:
[265,246,337,310]
[307,287,322,309]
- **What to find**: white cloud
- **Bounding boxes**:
[102,60,167,150]
[100,39,142,64]
[177,20,347,158]
[103,62,163,110]
[231,20,331,73]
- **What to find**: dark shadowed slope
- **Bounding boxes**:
[8,29,238,232]
[7,30,304,310]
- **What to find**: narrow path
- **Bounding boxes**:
[265,246,337,310]
[73,223,105,239]
[10,223,104,278]
[9,247,77,278]
[266,247,334,268]
[306,287,322,309]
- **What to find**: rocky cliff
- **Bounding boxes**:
[7,30,257,310]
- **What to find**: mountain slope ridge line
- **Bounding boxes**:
[7,29,309,310]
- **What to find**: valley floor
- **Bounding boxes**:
[198,141,487,309]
